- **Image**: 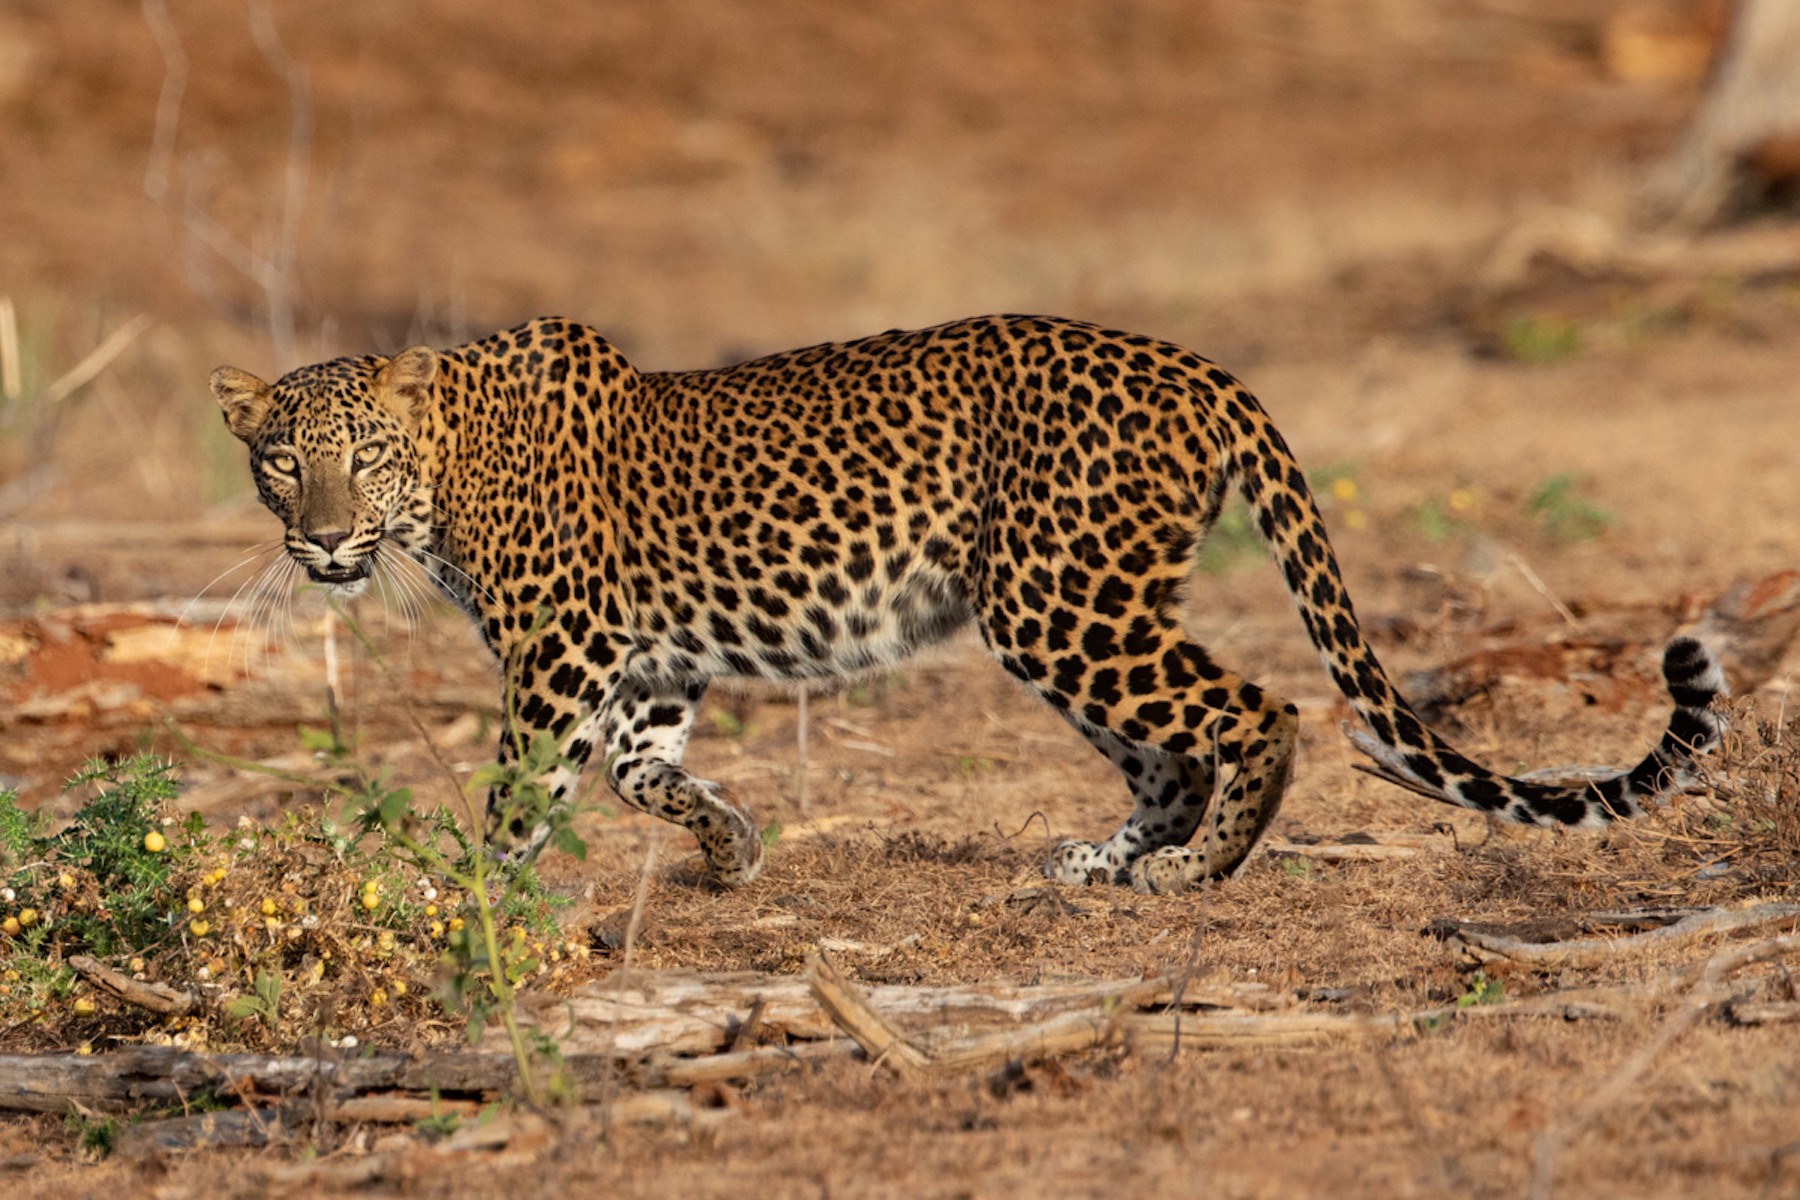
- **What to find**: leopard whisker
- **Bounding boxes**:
[203,547,291,680]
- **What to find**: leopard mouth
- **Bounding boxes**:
[304,560,372,587]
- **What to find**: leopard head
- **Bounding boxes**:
[210,347,439,598]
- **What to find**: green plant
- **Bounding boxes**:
[1500,313,1581,364]
[223,968,283,1027]
[1196,501,1261,575]
[1457,971,1505,1008]
[257,600,585,1102]
[64,1111,118,1160]
[1526,474,1613,543]
[2,757,201,959]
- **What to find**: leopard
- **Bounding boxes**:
[210,314,1725,894]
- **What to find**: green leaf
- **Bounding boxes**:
[549,827,587,861]
[377,787,413,828]
[760,819,782,849]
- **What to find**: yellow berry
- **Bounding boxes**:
[361,892,380,911]
[369,988,387,1006]
[428,921,444,937]
[261,898,278,916]
[73,997,96,1016]
[424,904,438,918]
[143,830,167,853]
[128,958,144,974]
[265,917,281,932]
[448,917,465,932]
[1449,487,1476,512]
[58,873,75,889]
[187,898,205,915]
[391,981,407,996]
[1331,477,1359,503]
[17,908,37,928]
[2,916,21,937]
[189,919,211,937]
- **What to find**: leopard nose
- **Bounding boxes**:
[307,530,349,554]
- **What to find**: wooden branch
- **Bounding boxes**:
[1449,904,1800,968]
[68,955,197,1016]
[488,968,1208,1058]
[803,949,931,1076]
[1726,1000,1800,1026]
[11,928,1790,1136]
[115,1101,307,1159]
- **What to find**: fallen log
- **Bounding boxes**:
[485,968,1280,1058]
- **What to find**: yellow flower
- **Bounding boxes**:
[261,898,278,916]
[1330,477,1359,503]
[143,830,167,853]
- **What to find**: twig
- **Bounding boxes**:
[68,955,196,1017]
[1450,903,1800,969]
[1507,552,1579,626]
[620,828,661,972]
[1529,933,1800,1200]
[795,687,810,817]
[0,296,19,402]
[1725,999,1800,1026]
[40,316,153,407]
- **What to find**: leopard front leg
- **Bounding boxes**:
[600,678,764,887]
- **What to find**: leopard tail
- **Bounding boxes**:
[1217,385,1724,827]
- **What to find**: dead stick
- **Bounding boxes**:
[1453,903,1800,968]
[1529,933,1800,1200]
[649,1039,854,1087]
[803,949,931,1077]
[1726,1000,1800,1026]
[69,955,197,1016]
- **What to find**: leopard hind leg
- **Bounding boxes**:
[996,624,1297,894]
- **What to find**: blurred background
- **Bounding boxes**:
[1,0,1797,802]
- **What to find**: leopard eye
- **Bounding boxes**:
[353,443,385,469]
[265,452,298,476]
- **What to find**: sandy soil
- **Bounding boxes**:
[2,1,1799,1196]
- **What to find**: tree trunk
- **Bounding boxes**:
[1642,0,1800,227]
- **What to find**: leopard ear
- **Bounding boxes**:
[210,366,273,442]
[375,346,439,426]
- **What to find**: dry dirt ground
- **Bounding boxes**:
[3,1,1800,1197]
